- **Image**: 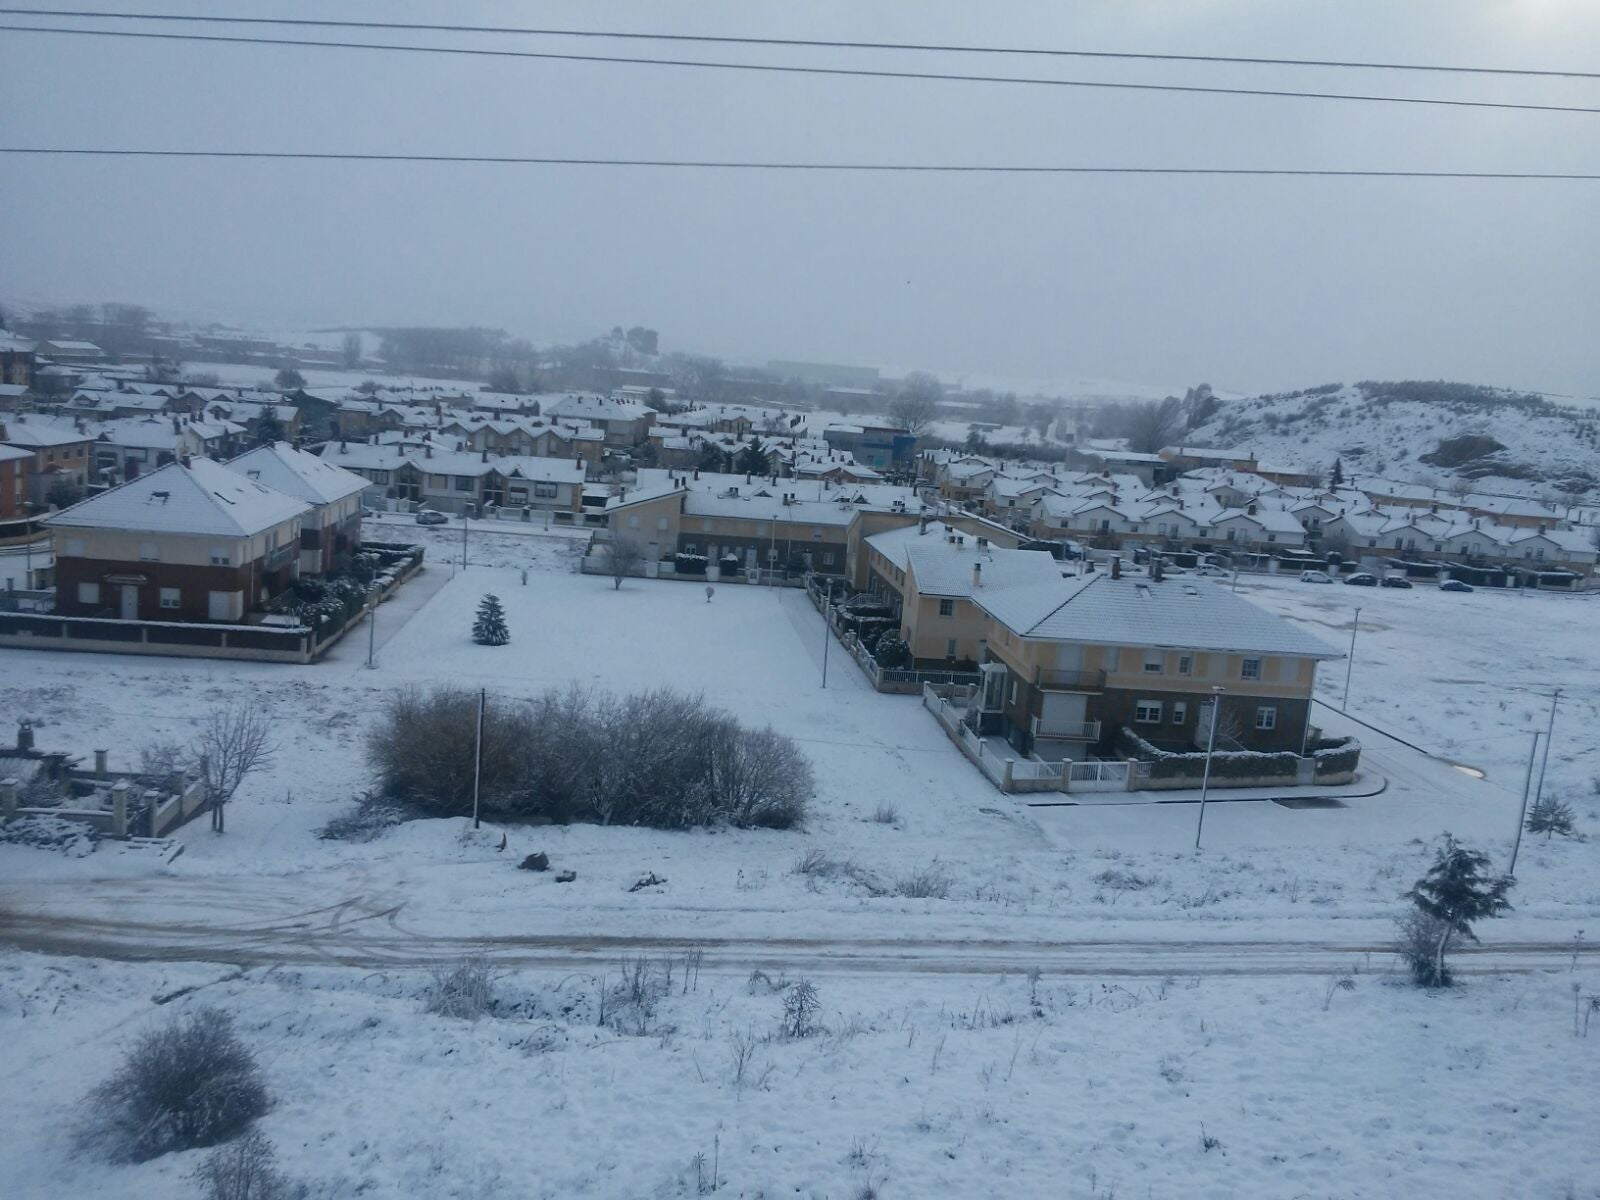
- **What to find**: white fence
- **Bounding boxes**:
[1066,760,1131,791]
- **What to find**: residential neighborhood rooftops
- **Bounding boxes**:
[44,457,310,538]
[224,442,370,506]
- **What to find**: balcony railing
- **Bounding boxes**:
[1031,717,1102,741]
[1034,667,1106,690]
[264,543,296,570]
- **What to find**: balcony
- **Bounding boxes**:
[263,543,296,570]
[1031,716,1102,741]
[1034,667,1105,690]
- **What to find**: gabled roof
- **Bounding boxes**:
[224,442,370,506]
[45,457,309,537]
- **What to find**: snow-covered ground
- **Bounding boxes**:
[1,532,1597,1195]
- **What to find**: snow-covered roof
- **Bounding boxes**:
[46,458,309,537]
[224,442,370,506]
[977,573,1341,658]
[0,414,92,448]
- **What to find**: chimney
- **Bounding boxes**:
[481,449,488,462]
[919,515,930,535]
[16,720,33,753]
[1111,556,1122,580]
[424,444,432,458]
[94,749,108,778]
[339,439,348,454]
[972,561,983,587]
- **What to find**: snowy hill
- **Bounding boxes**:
[1182,381,1600,498]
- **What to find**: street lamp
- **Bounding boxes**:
[1194,685,1225,850]
[1342,606,1362,709]
[1532,687,1561,810]
[365,581,380,669]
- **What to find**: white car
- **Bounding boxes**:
[1193,565,1229,578]
[1298,570,1334,583]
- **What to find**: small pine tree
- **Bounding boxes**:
[1401,833,1513,987]
[1525,796,1577,840]
[472,594,509,646]
[1330,457,1344,487]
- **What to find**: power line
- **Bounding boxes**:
[3,23,1599,115]
[3,7,1596,81]
[2,148,1597,179]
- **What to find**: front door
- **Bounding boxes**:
[119,584,138,620]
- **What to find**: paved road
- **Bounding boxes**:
[0,880,1584,978]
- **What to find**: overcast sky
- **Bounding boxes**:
[2,1,1597,398]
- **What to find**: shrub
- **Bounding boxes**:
[82,1009,269,1162]
[367,684,811,829]
[870,801,900,825]
[1525,796,1577,840]
[783,980,822,1038]
[426,955,497,1020]
[189,1130,296,1200]
[895,863,954,899]
[873,637,912,669]
[673,552,709,576]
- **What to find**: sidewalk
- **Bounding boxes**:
[1027,771,1388,807]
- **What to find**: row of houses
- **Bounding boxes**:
[921,451,1599,579]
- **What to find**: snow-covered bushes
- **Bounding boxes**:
[367,685,812,829]
[1117,728,1301,783]
[426,955,497,1021]
[81,1008,269,1163]
[873,636,912,669]
[189,1130,296,1200]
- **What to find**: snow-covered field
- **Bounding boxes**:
[1,532,1597,1196]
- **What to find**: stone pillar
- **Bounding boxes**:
[1002,758,1015,791]
[94,749,108,779]
[1,777,18,820]
[110,781,129,839]
[142,789,160,837]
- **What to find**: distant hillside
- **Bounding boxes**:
[1182,381,1600,498]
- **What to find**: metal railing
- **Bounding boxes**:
[1034,667,1106,690]
[1030,716,1102,741]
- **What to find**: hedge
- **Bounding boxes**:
[1117,727,1300,782]
[1312,737,1361,778]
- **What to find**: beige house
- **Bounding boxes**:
[224,442,368,575]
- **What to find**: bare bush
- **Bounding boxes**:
[317,791,406,842]
[1395,908,1456,988]
[426,955,497,1021]
[189,1130,297,1200]
[870,802,900,825]
[895,863,954,899]
[367,684,811,830]
[82,1008,269,1162]
[783,980,822,1038]
[727,1027,773,1092]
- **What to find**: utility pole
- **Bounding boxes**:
[820,588,830,688]
[1342,606,1361,710]
[472,688,485,830]
[1195,685,1224,850]
[461,508,469,570]
[365,582,379,668]
[1509,729,1541,875]
[1532,687,1561,810]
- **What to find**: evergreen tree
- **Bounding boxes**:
[472,594,510,646]
[1330,457,1345,487]
[1401,834,1513,987]
[736,437,768,476]
[1525,796,1576,840]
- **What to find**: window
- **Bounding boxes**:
[159,587,180,610]
[946,638,958,657]
[938,598,955,617]
[1255,706,1277,731]
[627,515,640,530]
[1172,701,1188,725]
[64,537,85,557]
[1143,651,1163,674]
[138,541,160,562]
[1177,654,1192,676]
[1135,699,1163,724]
[454,476,473,492]
[210,547,231,566]
[656,516,669,531]
[1241,657,1262,680]
[77,582,100,604]
[683,543,697,554]
[533,481,558,499]
[821,552,834,566]
[1009,679,1018,704]
[812,526,823,540]
[430,474,447,489]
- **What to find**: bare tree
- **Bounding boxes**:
[197,702,277,834]
[1124,397,1186,454]
[888,371,942,435]
[603,533,646,590]
[341,331,362,369]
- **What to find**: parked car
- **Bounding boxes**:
[1439,579,1475,593]
[1298,570,1334,584]
[1344,572,1378,586]
[415,508,449,526]
[1380,576,1413,589]
[1194,565,1229,578]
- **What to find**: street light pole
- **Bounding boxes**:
[365,582,379,668]
[461,509,468,570]
[472,687,485,830]
[1342,606,1361,710]
[820,584,831,688]
[1195,685,1224,850]
[1532,687,1561,810]
[1509,729,1541,875]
